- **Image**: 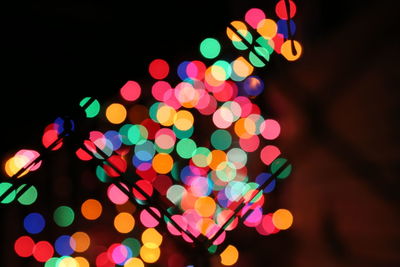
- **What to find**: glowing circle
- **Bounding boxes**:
[0,182,15,203]
[55,235,74,256]
[24,212,45,234]
[53,206,75,227]
[81,199,102,220]
[260,145,281,165]
[275,0,296,19]
[213,107,234,129]
[70,232,90,253]
[271,158,292,178]
[124,258,144,267]
[195,196,216,217]
[141,228,163,248]
[132,179,154,200]
[106,103,127,124]
[114,212,135,233]
[272,209,293,230]
[200,38,221,59]
[211,130,232,150]
[120,81,141,102]
[79,97,100,118]
[156,105,176,126]
[110,244,130,265]
[107,183,129,205]
[149,59,169,80]
[174,110,194,131]
[14,235,35,257]
[140,245,160,263]
[245,8,266,29]
[152,153,173,174]
[33,241,54,262]
[260,119,281,140]
[75,257,89,267]
[140,207,161,228]
[152,81,171,101]
[176,138,197,159]
[220,245,239,266]
[17,184,37,205]
[281,40,302,61]
[257,19,278,39]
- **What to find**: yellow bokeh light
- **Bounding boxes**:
[211,65,227,81]
[124,257,144,267]
[226,21,248,42]
[220,245,239,266]
[281,40,302,61]
[5,155,30,178]
[156,105,176,126]
[272,209,293,230]
[114,212,135,233]
[141,228,163,248]
[74,257,89,267]
[231,56,253,79]
[173,110,194,131]
[58,256,78,267]
[140,244,161,264]
[257,19,278,39]
[106,103,127,124]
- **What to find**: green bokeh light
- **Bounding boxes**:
[200,38,221,59]
[176,138,197,159]
[53,206,75,227]
[211,130,232,150]
[0,182,15,204]
[173,125,193,139]
[17,184,38,205]
[79,97,100,118]
[271,158,292,179]
[44,257,59,267]
[122,238,141,258]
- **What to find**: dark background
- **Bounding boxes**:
[1,0,399,266]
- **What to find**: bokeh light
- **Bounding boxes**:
[149,59,170,80]
[272,209,293,230]
[81,199,102,220]
[114,212,135,233]
[24,212,45,234]
[53,206,75,227]
[200,38,221,59]
[120,81,141,102]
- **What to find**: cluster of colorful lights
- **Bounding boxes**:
[13,198,164,266]
[2,1,301,266]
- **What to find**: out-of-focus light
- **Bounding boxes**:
[120,81,141,102]
[272,209,293,230]
[106,103,127,124]
[220,245,239,266]
[200,38,221,59]
[149,59,170,80]
[114,212,135,233]
[81,199,102,220]
[281,40,302,61]
[53,206,75,227]
[79,97,100,118]
[14,236,35,257]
